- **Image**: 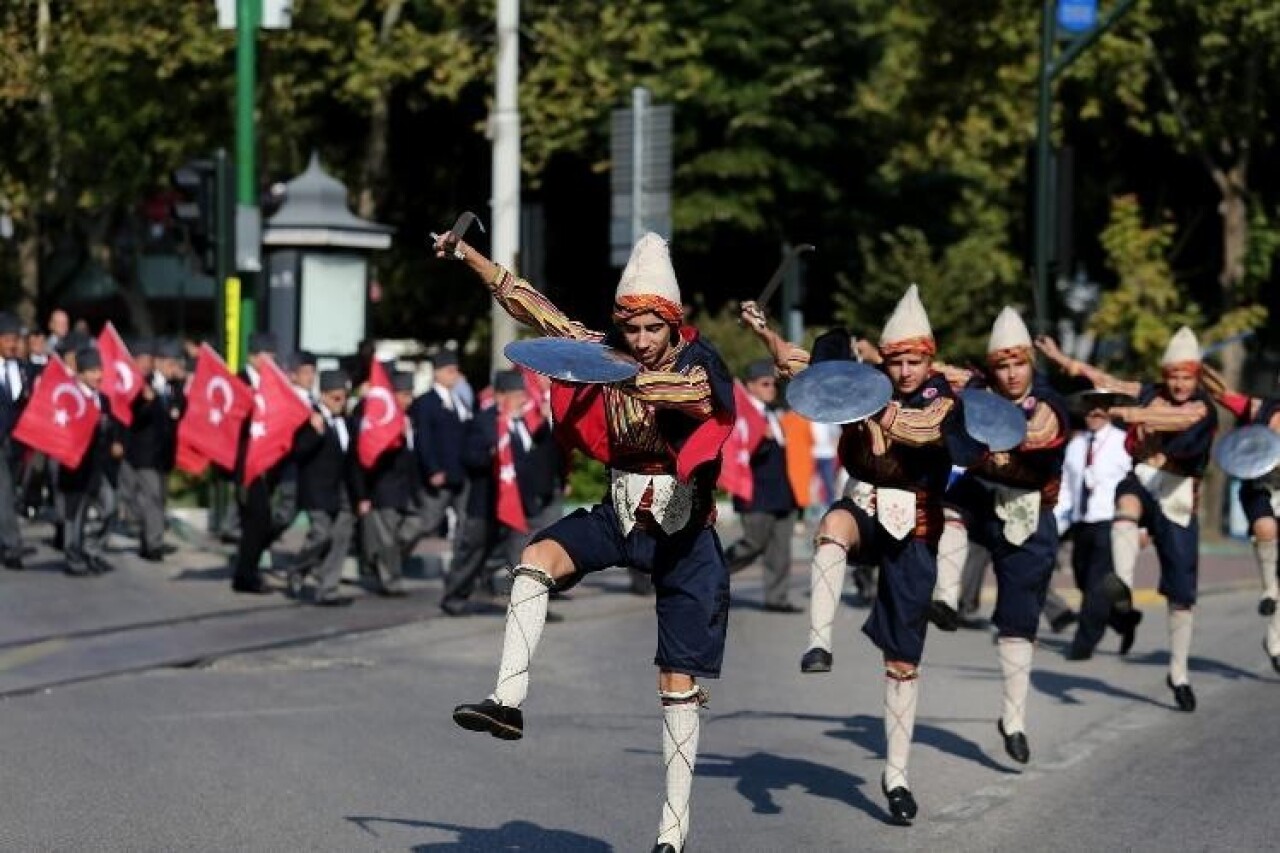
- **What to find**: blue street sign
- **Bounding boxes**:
[1057,0,1098,34]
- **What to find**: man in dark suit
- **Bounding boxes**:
[354,371,424,596]
[124,338,186,561]
[61,346,125,577]
[0,312,32,569]
[724,359,801,612]
[287,369,357,606]
[411,349,470,538]
[231,332,283,594]
[441,370,564,616]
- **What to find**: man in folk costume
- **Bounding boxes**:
[1037,328,1217,712]
[435,229,734,853]
[723,359,803,613]
[441,369,563,616]
[742,285,979,824]
[1196,363,1280,671]
[931,308,1070,764]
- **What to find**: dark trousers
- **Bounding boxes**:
[725,510,795,606]
[1069,521,1119,652]
[0,438,23,561]
[362,505,425,593]
[295,498,355,601]
[443,501,561,604]
[233,477,276,587]
[65,480,116,573]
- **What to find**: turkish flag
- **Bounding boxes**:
[98,321,145,427]
[717,381,768,502]
[357,359,406,468]
[243,356,312,485]
[13,356,99,469]
[177,344,253,472]
[495,409,527,533]
[174,436,210,476]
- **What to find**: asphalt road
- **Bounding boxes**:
[0,555,1275,852]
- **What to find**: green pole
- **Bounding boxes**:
[235,0,258,364]
[1034,0,1055,336]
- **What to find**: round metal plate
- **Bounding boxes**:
[960,389,1028,452]
[786,361,892,424]
[1214,424,1280,481]
[1068,389,1139,413]
[505,338,640,384]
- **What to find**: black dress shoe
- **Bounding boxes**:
[315,595,354,607]
[762,602,803,614]
[928,601,959,632]
[1064,643,1092,661]
[232,580,273,595]
[1167,676,1196,712]
[440,597,470,617]
[1118,610,1143,655]
[881,775,918,824]
[377,587,409,598]
[1260,597,1277,617]
[452,698,523,741]
[1049,610,1078,633]
[138,549,164,563]
[3,556,24,571]
[285,569,304,600]
[90,557,115,575]
[998,719,1030,764]
[800,647,833,673]
[1264,639,1280,675]
[651,845,678,853]
[63,563,94,577]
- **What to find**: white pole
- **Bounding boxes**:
[630,87,648,243]
[490,0,520,372]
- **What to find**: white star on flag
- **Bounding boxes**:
[54,409,69,427]
[209,410,223,425]
[250,421,266,439]
[499,465,517,483]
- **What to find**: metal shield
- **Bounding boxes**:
[1067,389,1139,413]
[786,361,892,424]
[960,389,1028,452]
[504,338,640,384]
[1214,424,1280,481]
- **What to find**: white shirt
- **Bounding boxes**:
[4,359,22,401]
[434,383,471,422]
[243,364,261,390]
[811,422,840,460]
[323,409,349,452]
[1056,423,1132,532]
[748,395,785,445]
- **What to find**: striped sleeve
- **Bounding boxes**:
[1127,400,1208,433]
[1076,363,1142,399]
[490,270,603,342]
[627,364,715,419]
[880,397,953,447]
[1022,401,1065,450]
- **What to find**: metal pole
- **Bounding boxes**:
[235,0,258,362]
[489,0,520,373]
[630,87,649,244]
[1033,0,1055,335]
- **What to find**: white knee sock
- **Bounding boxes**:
[1111,521,1140,589]
[491,567,552,708]
[1168,606,1194,686]
[998,638,1034,735]
[933,520,968,609]
[657,688,703,851]
[808,541,847,652]
[1253,538,1278,600]
[883,673,919,791]
[1267,605,1280,657]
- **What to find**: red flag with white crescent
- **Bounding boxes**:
[357,359,407,468]
[242,356,312,485]
[716,381,768,502]
[12,356,99,469]
[177,344,253,472]
[97,321,145,427]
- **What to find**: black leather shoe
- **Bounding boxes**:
[232,580,273,595]
[1118,610,1143,655]
[1064,643,1092,661]
[63,563,94,577]
[651,845,678,853]
[453,698,523,741]
[3,556,24,571]
[316,595,354,607]
[285,569,304,600]
[998,719,1030,764]
[881,775,918,824]
[1260,597,1277,617]
[90,557,115,575]
[138,549,164,563]
[1265,639,1280,675]
[800,647,833,673]
[1049,610,1078,633]
[762,602,803,614]
[440,597,470,617]
[377,586,409,598]
[928,601,959,632]
[1167,676,1196,712]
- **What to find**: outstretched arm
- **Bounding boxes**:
[1034,335,1142,398]
[433,233,602,342]
[739,301,810,378]
[1199,362,1257,421]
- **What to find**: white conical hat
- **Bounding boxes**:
[987,306,1033,353]
[1161,326,1200,366]
[615,232,681,307]
[878,284,933,348]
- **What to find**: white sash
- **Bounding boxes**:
[610,470,694,536]
[1134,462,1195,528]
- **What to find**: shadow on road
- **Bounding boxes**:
[1031,669,1167,708]
[1125,651,1263,682]
[696,749,891,823]
[346,816,613,852]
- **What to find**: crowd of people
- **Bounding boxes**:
[4,226,1277,851]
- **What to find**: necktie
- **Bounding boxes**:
[1079,432,1095,520]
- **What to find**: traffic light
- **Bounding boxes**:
[170,157,235,276]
